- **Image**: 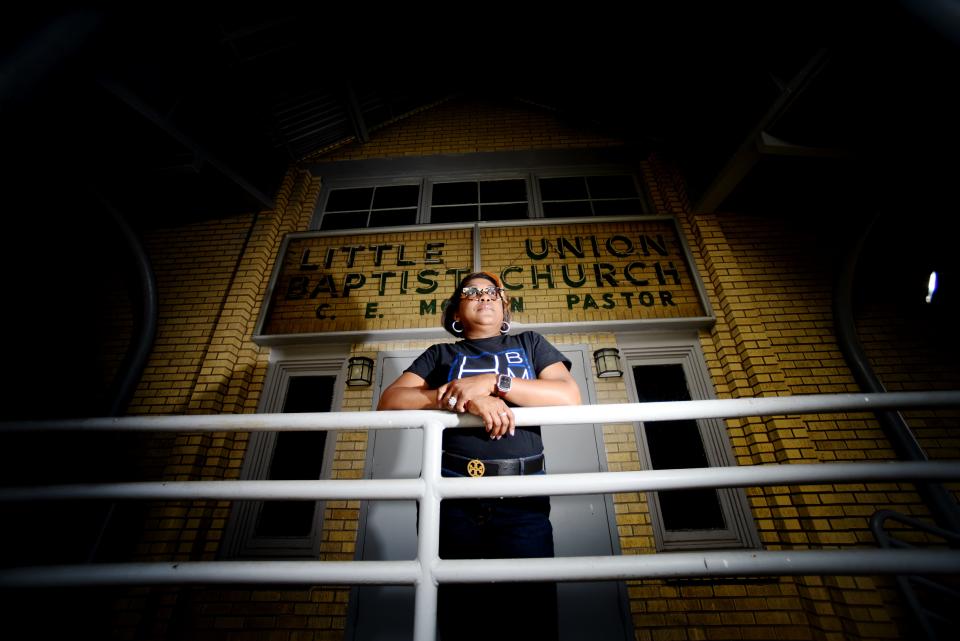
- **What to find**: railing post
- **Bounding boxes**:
[414,419,444,641]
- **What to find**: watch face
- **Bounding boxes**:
[498,375,512,393]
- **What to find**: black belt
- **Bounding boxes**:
[441,451,545,477]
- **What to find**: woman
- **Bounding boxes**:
[378,271,581,641]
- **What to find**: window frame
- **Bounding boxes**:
[309,156,651,231]
[619,332,760,551]
[424,173,532,223]
[220,354,346,559]
[534,171,646,219]
[315,176,425,231]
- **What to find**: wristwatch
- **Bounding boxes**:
[495,374,512,397]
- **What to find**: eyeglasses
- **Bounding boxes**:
[460,286,504,300]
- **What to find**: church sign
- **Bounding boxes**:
[254,217,711,340]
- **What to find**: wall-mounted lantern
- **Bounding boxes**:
[593,348,623,378]
[346,356,374,386]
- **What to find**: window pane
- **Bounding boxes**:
[481,203,528,221]
[255,376,334,538]
[283,376,335,413]
[256,431,325,536]
[593,199,642,216]
[633,364,689,403]
[432,181,477,206]
[480,179,526,203]
[645,420,709,469]
[269,431,327,479]
[659,490,726,531]
[326,187,373,212]
[587,175,637,199]
[633,365,726,531]
[256,502,313,536]
[369,208,417,228]
[543,201,591,218]
[373,185,420,209]
[320,212,362,230]
[539,176,587,201]
[431,205,477,223]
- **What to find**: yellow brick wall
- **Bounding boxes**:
[110,170,332,640]
[644,154,959,640]
[99,100,957,641]
[856,304,960,460]
[125,215,254,415]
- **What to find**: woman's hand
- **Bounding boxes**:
[463,395,515,439]
[437,374,496,413]
[436,375,513,438]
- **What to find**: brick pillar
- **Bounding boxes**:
[155,169,320,560]
[645,155,898,640]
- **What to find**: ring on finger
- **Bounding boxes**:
[447,396,458,407]
[498,412,508,416]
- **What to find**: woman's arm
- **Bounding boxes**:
[379,370,516,438]
[501,361,581,407]
[376,372,437,410]
[437,361,581,411]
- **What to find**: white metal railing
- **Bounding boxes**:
[2,391,960,641]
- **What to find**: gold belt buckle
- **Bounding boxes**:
[467,459,486,477]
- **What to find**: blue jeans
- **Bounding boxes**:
[437,467,558,641]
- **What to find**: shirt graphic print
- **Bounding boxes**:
[449,348,534,383]
[404,331,569,458]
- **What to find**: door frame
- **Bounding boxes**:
[346,345,633,641]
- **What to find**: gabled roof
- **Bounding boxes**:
[4,6,959,230]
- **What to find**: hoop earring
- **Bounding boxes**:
[500,321,511,335]
[451,320,463,334]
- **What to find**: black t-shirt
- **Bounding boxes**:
[405,331,571,459]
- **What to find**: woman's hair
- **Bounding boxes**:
[441,271,511,337]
